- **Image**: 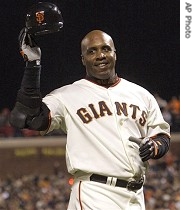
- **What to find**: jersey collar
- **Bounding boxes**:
[85,74,120,88]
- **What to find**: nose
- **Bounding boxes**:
[96,50,106,59]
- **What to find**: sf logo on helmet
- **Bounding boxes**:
[36,11,44,24]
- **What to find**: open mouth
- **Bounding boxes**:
[98,63,107,68]
[95,62,108,68]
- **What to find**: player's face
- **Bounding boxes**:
[81,32,116,80]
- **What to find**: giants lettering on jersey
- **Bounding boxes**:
[76,101,147,126]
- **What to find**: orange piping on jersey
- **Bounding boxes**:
[48,111,52,130]
[110,77,121,87]
[79,181,83,210]
[85,74,121,88]
[39,111,52,135]
[44,111,52,133]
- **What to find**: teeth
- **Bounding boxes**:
[98,63,106,67]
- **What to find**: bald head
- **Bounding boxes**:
[81,30,116,55]
[80,30,117,81]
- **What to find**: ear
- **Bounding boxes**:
[81,55,86,66]
[114,50,117,61]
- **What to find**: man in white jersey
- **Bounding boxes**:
[10,28,171,210]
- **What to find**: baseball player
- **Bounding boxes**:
[10,28,171,210]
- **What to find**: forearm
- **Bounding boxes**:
[10,63,50,131]
[18,61,41,107]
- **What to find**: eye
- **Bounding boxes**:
[87,48,96,55]
[102,46,112,52]
[89,50,95,54]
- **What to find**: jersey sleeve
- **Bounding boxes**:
[42,93,68,135]
[147,94,170,137]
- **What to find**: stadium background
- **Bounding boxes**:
[0,135,180,209]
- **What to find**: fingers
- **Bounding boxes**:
[129,136,160,162]
[18,27,41,62]
[18,27,29,61]
[140,137,151,147]
[139,140,152,152]
[19,27,37,48]
[27,33,37,48]
[129,136,158,161]
[139,138,154,162]
[19,30,27,61]
[140,153,153,162]
[139,144,154,161]
[18,27,27,49]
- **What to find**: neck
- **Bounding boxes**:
[85,74,120,87]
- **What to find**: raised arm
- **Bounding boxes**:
[9,28,50,131]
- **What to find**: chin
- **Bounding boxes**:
[97,70,112,79]
[96,74,110,80]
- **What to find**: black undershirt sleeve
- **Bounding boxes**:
[9,62,50,131]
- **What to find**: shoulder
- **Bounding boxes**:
[48,79,86,95]
[43,79,91,103]
[120,78,152,95]
[118,78,157,106]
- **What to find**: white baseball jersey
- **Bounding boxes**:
[42,78,170,180]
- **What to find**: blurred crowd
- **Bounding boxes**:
[144,152,180,210]
[0,94,180,138]
[0,151,179,210]
[154,94,180,133]
[0,171,71,210]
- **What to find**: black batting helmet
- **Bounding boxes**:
[25,2,63,35]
